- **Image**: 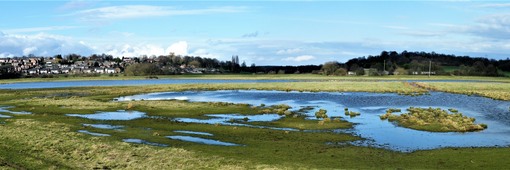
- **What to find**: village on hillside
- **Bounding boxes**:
[0,55,219,76]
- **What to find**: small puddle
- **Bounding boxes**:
[166,135,241,146]
[122,138,169,147]
[0,114,10,118]
[83,124,124,130]
[77,130,110,137]
[174,130,213,136]
[67,110,146,120]
[0,106,31,115]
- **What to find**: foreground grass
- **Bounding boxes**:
[0,119,273,169]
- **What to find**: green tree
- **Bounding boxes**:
[333,68,347,76]
[394,67,408,75]
[124,63,162,76]
[321,61,340,75]
[189,60,201,68]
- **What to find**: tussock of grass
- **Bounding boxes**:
[344,108,361,117]
[380,107,487,132]
[315,109,328,118]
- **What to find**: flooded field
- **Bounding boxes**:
[116,90,510,152]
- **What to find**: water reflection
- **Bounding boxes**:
[0,114,11,118]
[77,130,110,137]
[166,135,241,146]
[83,123,124,130]
[0,106,31,115]
[119,90,510,152]
[174,114,296,131]
[174,130,213,136]
[67,110,146,120]
[122,138,168,147]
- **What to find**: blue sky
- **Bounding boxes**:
[1,1,510,65]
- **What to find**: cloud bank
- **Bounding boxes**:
[0,32,94,57]
[0,32,190,58]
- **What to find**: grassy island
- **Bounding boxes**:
[380,107,488,132]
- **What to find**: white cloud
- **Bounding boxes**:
[0,32,193,58]
[102,41,188,57]
[478,3,510,8]
[401,31,443,37]
[67,5,246,21]
[166,41,188,56]
[468,13,510,39]
[282,55,316,62]
[2,26,80,34]
[0,32,94,57]
[276,48,302,54]
[59,0,93,11]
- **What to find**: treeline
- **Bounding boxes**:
[340,51,510,76]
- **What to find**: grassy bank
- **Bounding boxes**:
[1,81,510,169]
[415,82,510,100]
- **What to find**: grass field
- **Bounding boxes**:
[1,78,510,169]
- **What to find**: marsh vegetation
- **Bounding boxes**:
[0,76,509,169]
[380,107,488,132]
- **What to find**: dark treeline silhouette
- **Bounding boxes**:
[343,51,510,76]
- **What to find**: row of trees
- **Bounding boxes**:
[336,51,509,76]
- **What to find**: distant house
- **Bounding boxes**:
[94,68,105,74]
[347,71,356,76]
[28,69,38,74]
[105,68,116,74]
[82,69,93,74]
[420,71,436,75]
[61,68,71,74]
[51,69,60,74]
[39,69,49,74]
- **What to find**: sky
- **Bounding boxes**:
[1,0,510,66]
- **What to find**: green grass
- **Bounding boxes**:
[1,80,510,169]
[416,82,510,100]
